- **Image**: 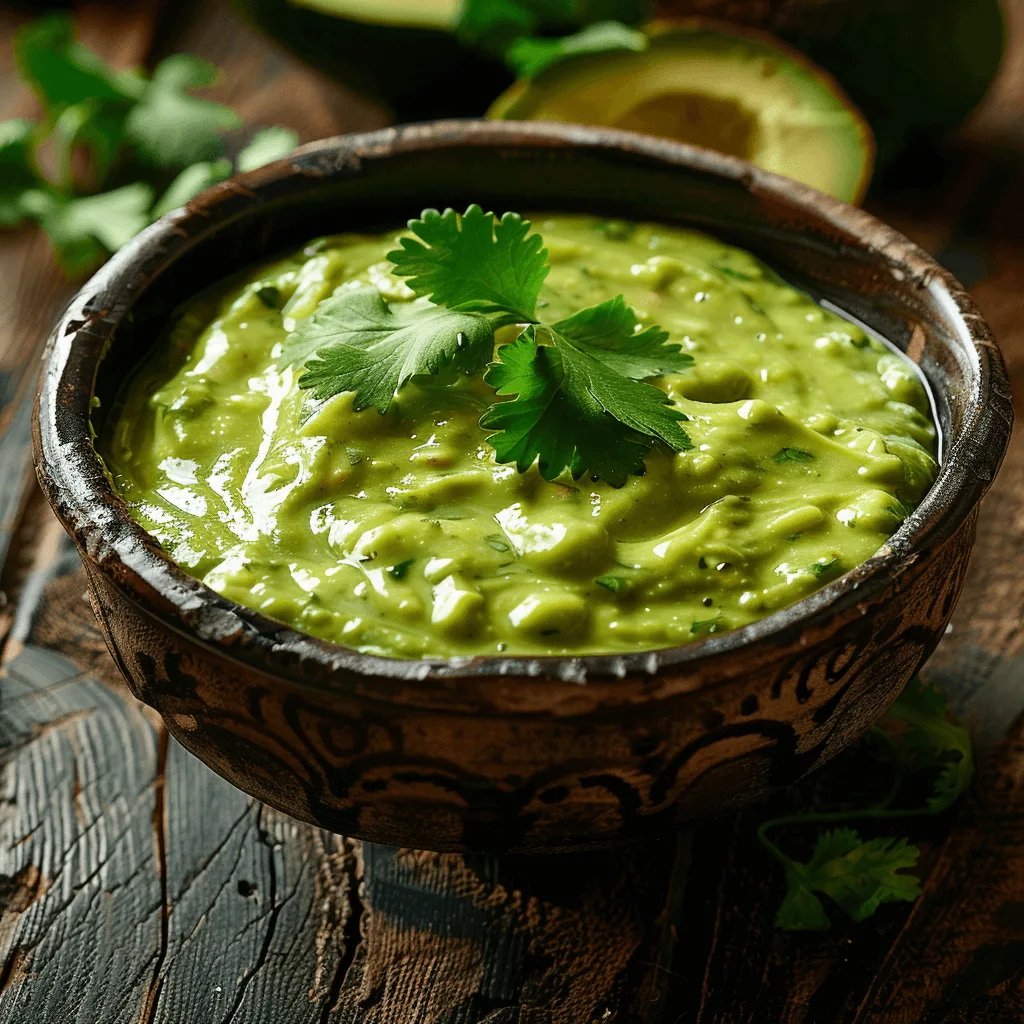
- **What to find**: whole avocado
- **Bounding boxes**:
[233,0,513,121]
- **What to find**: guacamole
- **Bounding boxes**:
[102,215,938,659]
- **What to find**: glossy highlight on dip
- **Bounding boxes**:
[101,213,938,659]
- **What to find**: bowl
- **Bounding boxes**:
[33,121,1012,853]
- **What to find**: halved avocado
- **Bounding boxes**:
[488,22,875,204]
[655,0,1006,164]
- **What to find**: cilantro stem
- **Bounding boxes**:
[756,727,913,868]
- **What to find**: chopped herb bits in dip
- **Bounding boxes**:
[102,210,938,658]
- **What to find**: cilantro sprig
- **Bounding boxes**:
[287,204,694,485]
[760,678,973,931]
[2,14,298,274]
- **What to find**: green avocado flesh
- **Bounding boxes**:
[102,215,937,660]
[288,0,459,28]
[488,27,873,204]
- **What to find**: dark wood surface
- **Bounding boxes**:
[2,1,1024,1020]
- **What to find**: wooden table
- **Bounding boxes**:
[2,2,1024,1020]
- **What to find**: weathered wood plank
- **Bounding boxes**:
[150,747,358,1024]
[0,643,164,1022]
[0,531,690,1022]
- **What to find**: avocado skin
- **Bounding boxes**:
[781,0,1005,165]
[236,0,1004,163]
[233,0,513,121]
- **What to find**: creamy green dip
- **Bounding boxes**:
[103,215,937,659]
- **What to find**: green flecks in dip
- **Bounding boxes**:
[102,215,938,659]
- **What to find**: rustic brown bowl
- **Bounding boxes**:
[33,121,1012,853]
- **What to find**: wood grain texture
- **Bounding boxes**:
[0,537,688,1023]
[4,0,1024,1019]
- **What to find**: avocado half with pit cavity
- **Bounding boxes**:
[488,22,875,204]
[654,0,1005,164]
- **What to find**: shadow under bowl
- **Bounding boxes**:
[33,121,1012,853]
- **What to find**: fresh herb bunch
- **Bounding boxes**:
[281,204,695,485]
[761,678,973,931]
[2,15,298,275]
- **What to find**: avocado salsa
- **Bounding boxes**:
[102,214,938,659]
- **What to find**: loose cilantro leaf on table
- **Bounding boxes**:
[14,14,144,109]
[886,677,973,812]
[0,120,37,226]
[20,182,154,275]
[236,126,299,173]
[152,158,233,219]
[286,286,495,412]
[760,677,973,930]
[775,829,921,931]
[3,13,298,274]
[387,205,548,322]
[457,0,542,56]
[124,54,240,168]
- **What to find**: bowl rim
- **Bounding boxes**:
[32,119,1013,688]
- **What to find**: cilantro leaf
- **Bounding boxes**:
[124,54,240,168]
[49,99,130,188]
[13,15,140,188]
[236,126,298,173]
[457,0,556,55]
[387,205,548,322]
[152,158,232,219]
[481,327,669,486]
[775,875,832,931]
[546,316,693,453]
[808,555,840,579]
[286,286,494,413]
[0,120,38,227]
[507,21,647,77]
[551,295,693,378]
[886,678,974,813]
[595,573,627,592]
[387,558,415,580]
[21,182,153,274]
[690,617,720,635]
[287,206,690,484]
[14,14,143,110]
[457,0,647,54]
[775,828,921,931]
[774,447,815,463]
